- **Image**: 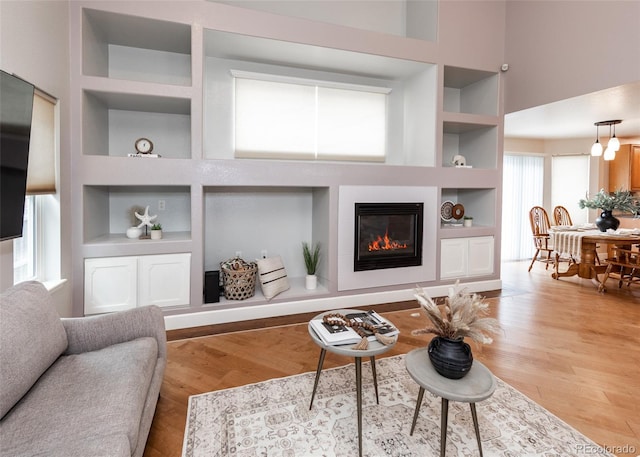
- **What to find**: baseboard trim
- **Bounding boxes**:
[165,279,502,339]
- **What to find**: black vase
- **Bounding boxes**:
[428,336,473,379]
[595,210,620,232]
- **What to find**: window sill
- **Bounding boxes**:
[42,278,67,293]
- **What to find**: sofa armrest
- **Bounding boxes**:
[62,306,166,360]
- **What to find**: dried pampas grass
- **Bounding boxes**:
[412,281,501,344]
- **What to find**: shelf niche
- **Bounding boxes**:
[83,185,191,243]
[82,90,191,158]
[440,188,496,229]
[203,186,331,304]
[442,121,498,169]
[443,66,498,116]
[82,8,192,86]
[202,29,437,166]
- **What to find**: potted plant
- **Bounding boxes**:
[412,281,501,379]
[578,189,637,231]
[463,216,473,227]
[150,223,162,240]
[302,242,320,289]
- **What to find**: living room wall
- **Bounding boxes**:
[0,0,72,315]
[504,0,640,114]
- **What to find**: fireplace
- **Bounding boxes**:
[354,202,423,271]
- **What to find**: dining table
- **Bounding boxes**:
[550,227,640,290]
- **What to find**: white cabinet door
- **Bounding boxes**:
[467,236,494,277]
[138,253,191,308]
[440,236,494,279]
[440,238,468,279]
[84,256,138,315]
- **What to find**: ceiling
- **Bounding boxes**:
[504,81,640,141]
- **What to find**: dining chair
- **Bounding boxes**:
[528,206,556,272]
[553,205,601,264]
[553,206,572,226]
[598,245,640,291]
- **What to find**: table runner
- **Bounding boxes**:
[551,228,640,262]
[550,229,602,262]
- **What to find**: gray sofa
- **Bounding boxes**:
[0,281,166,457]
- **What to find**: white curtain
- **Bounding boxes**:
[551,155,590,225]
[502,154,544,261]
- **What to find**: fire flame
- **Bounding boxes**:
[368,230,408,251]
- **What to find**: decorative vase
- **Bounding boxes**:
[595,210,620,232]
[428,336,473,379]
[126,226,142,239]
[150,229,162,240]
[305,274,317,290]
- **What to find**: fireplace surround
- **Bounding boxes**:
[338,185,436,292]
[354,202,423,271]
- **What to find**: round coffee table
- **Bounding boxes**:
[308,309,397,457]
[405,347,496,457]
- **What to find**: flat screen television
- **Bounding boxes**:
[1,70,34,241]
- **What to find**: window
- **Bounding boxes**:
[551,155,589,226]
[13,196,36,283]
[233,71,389,161]
[502,154,544,261]
[13,89,58,285]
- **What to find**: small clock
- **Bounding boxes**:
[135,137,153,154]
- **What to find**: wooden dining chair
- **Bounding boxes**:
[528,206,556,272]
[553,205,601,264]
[598,245,640,291]
[553,206,572,226]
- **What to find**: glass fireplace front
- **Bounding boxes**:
[354,202,423,271]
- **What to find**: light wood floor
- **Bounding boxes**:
[143,260,640,457]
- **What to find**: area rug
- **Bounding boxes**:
[182,355,612,457]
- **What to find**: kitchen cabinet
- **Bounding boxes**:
[609,144,640,191]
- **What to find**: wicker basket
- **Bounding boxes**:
[220,257,258,300]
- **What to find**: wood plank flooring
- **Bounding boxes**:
[143,260,640,457]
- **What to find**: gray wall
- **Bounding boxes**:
[504,0,640,114]
[0,0,72,314]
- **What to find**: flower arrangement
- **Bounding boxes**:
[412,281,501,344]
[578,189,636,213]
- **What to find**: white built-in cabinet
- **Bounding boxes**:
[84,253,191,315]
[70,1,504,318]
[440,237,494,280]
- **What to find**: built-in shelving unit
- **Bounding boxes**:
[69,1,504,325]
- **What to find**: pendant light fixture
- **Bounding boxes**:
[590,123,603,156]
[591,120,622,161]
[609,122,620,152]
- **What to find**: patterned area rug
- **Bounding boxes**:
[182,355,611,457]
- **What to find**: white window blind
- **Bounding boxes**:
[502,154,544,261]
[551,155,589,226]
[233,71,389,161]
[26,90,56,195]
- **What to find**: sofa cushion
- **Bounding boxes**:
[0,337,158,457]
[0,281,68,419]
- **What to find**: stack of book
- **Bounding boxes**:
[127,153,161,158]
[309,310,399,346]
